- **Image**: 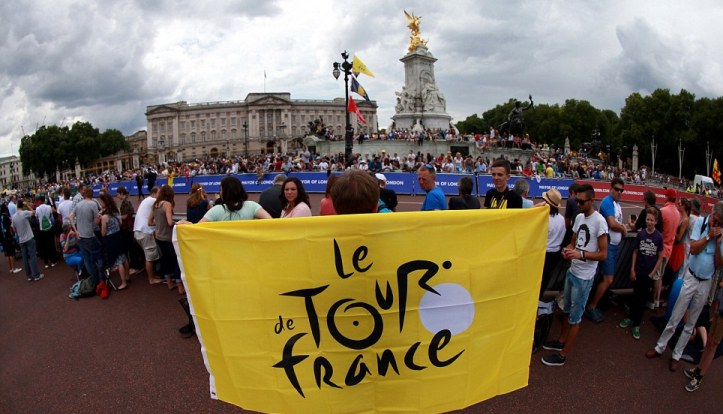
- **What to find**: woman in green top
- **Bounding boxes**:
[200,176,271,222]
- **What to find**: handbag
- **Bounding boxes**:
[668,243,685,273]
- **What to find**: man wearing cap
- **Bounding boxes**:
[417,165,446,211]
[651,188,682,309]
[259,174,286,219]
[376,173,398,212]
[586,177,628,323]
[647,201,723,373]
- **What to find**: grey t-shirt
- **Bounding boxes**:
[11,210,34,244]
[75,199,100,238]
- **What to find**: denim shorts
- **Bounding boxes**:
[600,242,618,276]
[563,269,595,325]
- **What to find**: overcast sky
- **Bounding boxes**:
[2,0,723,157]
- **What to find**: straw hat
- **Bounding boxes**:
[542,188,562,208]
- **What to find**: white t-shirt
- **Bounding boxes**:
[57,199,73,224]
[547,214,566,252]
[134,196,156,234]
[570,211,608,280]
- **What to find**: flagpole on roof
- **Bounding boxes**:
[263,70,266,93]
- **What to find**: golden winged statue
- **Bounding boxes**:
[404,10,427,52]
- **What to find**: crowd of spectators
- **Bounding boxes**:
[5,141,720,201]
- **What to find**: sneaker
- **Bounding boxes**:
[542,340,565,352]
[51,262,57,267]
[541,353,566,366]
[44,264,49,269]
[34,274,44,281]
[631,326,640,340]
[585,307,604,323]
[619,318,633,328]
[684,368,700,380]
[646,301,657,310]
[27,277,32,282]
[685,377,702,392]
[12,268,22,273]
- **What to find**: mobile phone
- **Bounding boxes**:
[630,214,637,221]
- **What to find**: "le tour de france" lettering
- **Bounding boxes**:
[272,239,464,398]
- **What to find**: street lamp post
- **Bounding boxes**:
[333,51,354,167]
[705,141,713,177]
[243,121,249,156]
[650,136,657,178]
[678,138,685,180]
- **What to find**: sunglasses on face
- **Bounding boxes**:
[613,187,624,193]
[576,198,591,205]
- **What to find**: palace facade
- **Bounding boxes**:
[145,92,378,163]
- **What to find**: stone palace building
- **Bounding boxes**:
[144,92,378,164]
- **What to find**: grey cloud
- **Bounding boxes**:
[132,0,282,18]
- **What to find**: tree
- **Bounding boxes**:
[19,121,131,181]
[455,114,488,134]
[99,129,130,157]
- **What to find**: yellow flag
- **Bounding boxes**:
[352,54,375,77]
[174,208,547,413]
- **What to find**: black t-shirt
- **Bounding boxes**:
[449,195,481,210]
[484,187,522,209]
[258,185,283,219]
[379,188,398,211]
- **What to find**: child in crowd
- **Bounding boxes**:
[620,207,664,339]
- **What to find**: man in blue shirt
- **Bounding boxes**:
[586,177,627,323]
[647,201,723,373]
[418,165,446,211]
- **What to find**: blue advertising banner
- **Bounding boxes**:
[95,173,573,199]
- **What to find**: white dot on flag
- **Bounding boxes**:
[419,283,475,335]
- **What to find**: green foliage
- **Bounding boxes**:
[19,121,130,180]
[459,88,721,177]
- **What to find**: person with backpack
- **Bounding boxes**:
[11,199,44,281]
[35,195,58,269]
[1,204,22,274]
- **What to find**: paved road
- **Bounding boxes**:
[2,193,720,413]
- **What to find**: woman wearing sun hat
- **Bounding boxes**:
[537,188,566,299]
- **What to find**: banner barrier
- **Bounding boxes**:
[96,173,574,198]
[578,180,717,213]
[95,175,716,210]
[173,208,548,413]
